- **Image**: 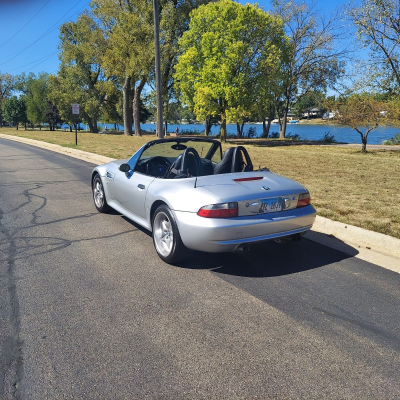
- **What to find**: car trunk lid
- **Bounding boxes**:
[197,172,306,216]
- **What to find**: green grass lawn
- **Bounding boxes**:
[2,127,400,239]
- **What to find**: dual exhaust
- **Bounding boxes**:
[236,234,302,252]
[238,244,255,252]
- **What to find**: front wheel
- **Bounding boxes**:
[92,174,111,213]
[152,205,192,264]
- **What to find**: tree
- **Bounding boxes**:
[3,96,27,130]
[332,93,391,152]
[175,0,285,142]
[158,0,214,133]
[0,72,15,127]
[48,71,77,130]
[271,0,346,138]
[25,73,50,129]
[91,0,154,136]
[347,0,400,95]
[57,12,112,133]
[45,101,62,131]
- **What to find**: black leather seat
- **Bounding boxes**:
[214,146,253,174]
[213,147,235,174]
[168,147,204,178]
[232,146,253,172]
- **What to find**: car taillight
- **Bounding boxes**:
[297,192,311,207]
[197,202,238,218]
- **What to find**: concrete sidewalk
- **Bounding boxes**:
[1,133,399,273]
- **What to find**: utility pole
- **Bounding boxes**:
[153,0,163,138]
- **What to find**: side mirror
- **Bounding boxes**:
[119,163,131,173]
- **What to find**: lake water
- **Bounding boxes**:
[92,122,400,145]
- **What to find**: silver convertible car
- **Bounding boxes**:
[92,137,316,264]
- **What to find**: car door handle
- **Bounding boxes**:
[138,184,145,189]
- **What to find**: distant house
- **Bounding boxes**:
[322,111,335,120]
[302,108,321,118]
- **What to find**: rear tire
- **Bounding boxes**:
[152,205,192,264]
[92,174,111,213]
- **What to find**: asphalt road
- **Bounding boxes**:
[1,138,399,399]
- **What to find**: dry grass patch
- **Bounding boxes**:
[2,128,400,239]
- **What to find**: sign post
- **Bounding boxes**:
[72,104,80,145]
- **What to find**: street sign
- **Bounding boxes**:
[72,104,80,114]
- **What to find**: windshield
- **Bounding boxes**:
[132,139,221,178]
[140,139,219,160]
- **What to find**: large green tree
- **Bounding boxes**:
[0,72,15,128]
[271,0,346,138]
[56,12,113,133]
[3,96,27,130]
[24,73,50,129]
[175,0,285,142]
[91,0,154,136]
[157,0,214,133]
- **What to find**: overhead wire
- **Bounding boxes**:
[7,51,59,72]
[0,0,53,49]
[0,0,89,66]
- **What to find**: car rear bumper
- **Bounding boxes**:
[174,205,316,252]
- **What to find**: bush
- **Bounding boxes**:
[172,128,204,135]
[245,126,257,138]
[270,132,279,138]
[382,133,400,145]
[287,133,301,141]
[320,132,337,143]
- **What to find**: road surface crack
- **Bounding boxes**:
[0,207,23,400]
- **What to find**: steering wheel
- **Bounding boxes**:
[146,156,171,176]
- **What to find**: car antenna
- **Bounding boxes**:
[194,165,199,188]
[194,147,204,189]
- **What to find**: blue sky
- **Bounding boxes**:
[0,0,355,77]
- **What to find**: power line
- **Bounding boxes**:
[0,0,53,49]
[7,51,58,72]
[0,0,89,66]
[23,52,59,73]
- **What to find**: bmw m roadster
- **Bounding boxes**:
[92,137,316,264]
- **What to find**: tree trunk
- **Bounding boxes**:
[262,118,272,137]
[114,123,117,130]
[16,123,19,130]
[280,117,288,138]
[87,120,94,133]
[92,118,98,133]
[361,139,367,153]
[220,116,227,143]
[164,120,168,135]
[279,105,289,138]
[123,75,133,136]
[39,123,41,131]
[205,115,211,136]
[236,121,245,138]
[133,77,146,137]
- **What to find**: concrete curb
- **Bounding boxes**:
[312,216,400,259]
[0,134,114,165]
[1,133,399,272]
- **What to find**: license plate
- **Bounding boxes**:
[260,197,283,213]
